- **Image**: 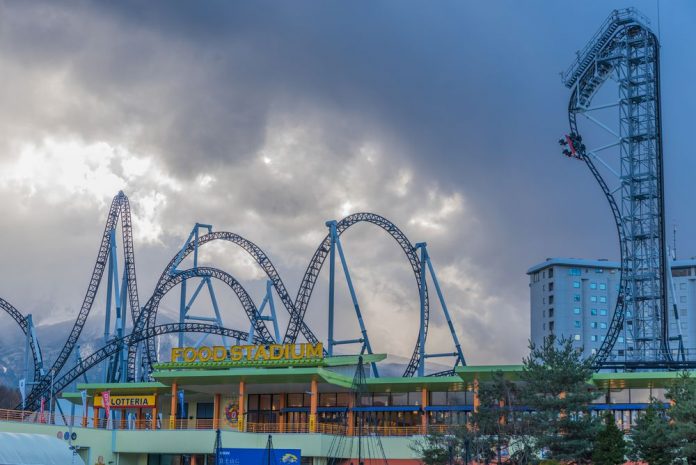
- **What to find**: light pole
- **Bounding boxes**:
[49,369,55,425]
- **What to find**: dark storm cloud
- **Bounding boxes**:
[0,0,694,366]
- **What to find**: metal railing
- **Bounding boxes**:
[0,408,441,436]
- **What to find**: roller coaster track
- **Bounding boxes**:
[0,297,42,383]
[152,231,320,356]
[37,191,141,388]
[156,213,431,377]
[286,213,429,377]
[22,323,257,411]
[9,200,457,403]
[562,8,672,367]
[128,266,275,380]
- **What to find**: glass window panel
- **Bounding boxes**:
[248,395,259,410]
[272,394,281,411]
[259,394,271,410]
[609,389,630,404]
[286,394,303,408]
[336,393,351,407]
[430,392,447,405]
[651,388,667,401]
[373,394,389,406]
[390,392,408,405]
[319,393,337,407]
[448,391,468,406]
[630,389,651,403]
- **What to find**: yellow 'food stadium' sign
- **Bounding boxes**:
[171,343,323,363]
[94,395,156,408]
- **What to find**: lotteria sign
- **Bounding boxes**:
[94,394,156,409]
[171,343,323,363]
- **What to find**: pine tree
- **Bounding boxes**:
[592,412,626,465]
[667,372,696,464]
[629,399,674,465]
[520,335,601,464]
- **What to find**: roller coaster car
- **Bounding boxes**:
[559,134,583,160]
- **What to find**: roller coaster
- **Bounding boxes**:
[2,192,466,412]
[560,9,696,370]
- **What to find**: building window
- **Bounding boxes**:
[600,309,608,316]
[574,320,581,328]
[573,281,581,288]
[549,321,554,332]
[590,296,597,303]
[680,296,687,303]
[549,308,554,318]
[680,282,687,290]
[548,268,554,278]
[595,268,604,273]
[591,322,598,329]
[569,268,581,276]
[549,282,554,291]
[543,284,546,291]
[591,309,598,316]
[590,282,597,290]
[591,335,598,342]
[573,294,581,302]
[549,295,554,304]
[543,297,546,304]
[600,322,607,329]
[574,334,581,341]
[673,268,691,277]
[543,323,546,330]
[681,322,687,330]
[573,307,581,315]
[543,310,546,318]
[542,271,546,278]
[680,308,687,317]
[599,283,606,290]
[600,296,607,303]
[618,336,625,343]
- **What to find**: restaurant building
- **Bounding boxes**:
[0,342,688,465]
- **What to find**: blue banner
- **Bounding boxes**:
[217,448,301,465]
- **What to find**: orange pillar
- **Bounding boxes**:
[347,394,355,436]
[421,388,428,434]
[238,381,245,431]
[93,407,99,429]
[152,394,158,430]
[191,455,197,465]
[82,406,88,428]
[169,383,178,429]
[213,393,221,429]
[309,379,318,433]
[473,377,480,413]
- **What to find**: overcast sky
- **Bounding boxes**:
[0,0,694,369]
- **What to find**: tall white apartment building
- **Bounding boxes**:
[528,258,696,359]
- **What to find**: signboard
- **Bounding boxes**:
[171,342,323,363]
[95,394,156,409]
[217,448,301,465]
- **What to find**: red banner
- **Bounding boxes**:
[101,391,111,419]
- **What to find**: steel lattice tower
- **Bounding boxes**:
[561,9,673,367]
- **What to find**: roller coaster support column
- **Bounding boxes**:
[104,228,130,382]
[171,223,230,348]
[415,243,466,376]
[248,280,280,343]
[326,220,378,377]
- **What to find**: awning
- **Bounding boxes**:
[0,432,86,465]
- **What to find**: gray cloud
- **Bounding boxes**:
[0,0,694,372]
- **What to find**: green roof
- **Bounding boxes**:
[591,370,696,389]
[456,365,525,384]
